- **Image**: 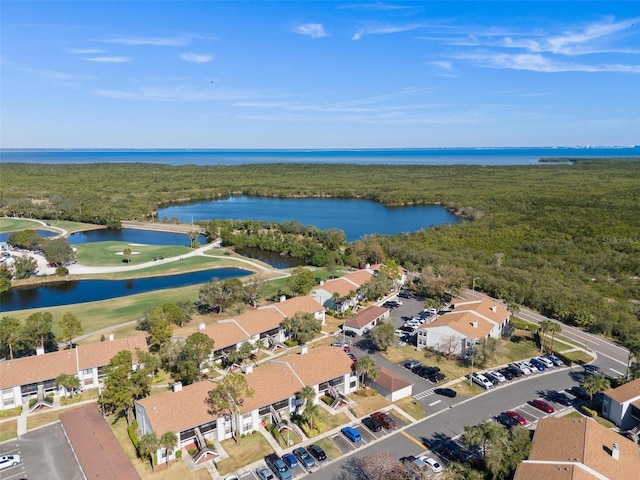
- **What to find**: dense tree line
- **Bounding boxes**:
[1,159,638,350]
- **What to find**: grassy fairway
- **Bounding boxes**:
[75,241,192,266]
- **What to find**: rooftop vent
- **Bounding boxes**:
[612,443,620,460]
[173,382,183,393]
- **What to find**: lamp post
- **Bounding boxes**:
[472,277,480,298]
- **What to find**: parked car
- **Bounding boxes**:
[434,388,457,398]
[398,291,413,299]
[347,353,357,363]
[414,365,440,378]
[485,370,506,383]
[362,416,383,432]
[536,356,554,368]
[437,441,469,463]
[523,360,539,373]
[510,362,531,375]
[307,444,326,461]
[403,359,422,370]
[224,475,240,480]
[342,329,356,337]
[428,372,446,383]
[471,373,494,389]
[531,399,555,413]
[503,410,527,425]
[421,456,443,473]
[292,447,316,468]
[371,411,396,429]
[282,453,298,469]
[0,455,21,470]
[496,413,519,428]
[505,365,523,378]
[548,391,573,407]
[331,342,350,352]
[566,386,590,402]
[257,467,275,480]
[498,367,516,380]
[265,453,292,480]
[400,455,427,470]
[544,353,565,366]
[341,426,362,443]
[529,358,546,371]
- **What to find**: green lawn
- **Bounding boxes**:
[74,241,192,266]
[0,419,17,442]
[215,432,275,476]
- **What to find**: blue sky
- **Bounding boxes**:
[1,1,639,148]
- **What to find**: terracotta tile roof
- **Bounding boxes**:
[344,306,389,329]
[77,336,148,369]
[201,319,251,350]
[276,345,353,387]
[0,349,78,389]
[0,335,148,389]
[233,308,285,337]
[135,346,353,437]
[240,363,304,413]
[514,463,596,480]
[136,380,216,438]
[517,417,640,480]
[604,377,640,404]
[417,297,508,338]
[343,270,373,287]
[416,311,494,338]
[270,296,324,317]
[374,366,412,393]
[313,278,359,297]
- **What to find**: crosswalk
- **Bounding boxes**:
[413,388,435,400]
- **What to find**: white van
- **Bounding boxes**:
[471,373,494,389]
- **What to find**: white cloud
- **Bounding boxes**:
[429,61,453,70]
[67,48,107,55]
[352,22,422,40]
[82,56,131,63]
[457,52,640,73]
[293,23,327,39]
[180,53,214,63]
[103,35,191,46]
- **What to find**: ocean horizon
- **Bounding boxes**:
[1,146,638,166]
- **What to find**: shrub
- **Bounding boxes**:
[581,405,598,418]
[510,318,537,330]
[128,422,140,451]
[188,448,197,457]
[0,406,22,418]
[284,339,298,347]
[321,395,334,406]
[175,450,182,459]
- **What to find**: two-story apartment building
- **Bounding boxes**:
[134,345,356,463]
[0,335,148,410]
[601,377,640,431]
[415,298,510,358]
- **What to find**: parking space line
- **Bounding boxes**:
[428,399,442,407]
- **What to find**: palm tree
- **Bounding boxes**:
[138,432,159,471]
[581,374,610,406]
[538,320,554,353]
[159,431,178,467]
[355,356,378,388]
[298,385,316,413]
[547,322,562,353]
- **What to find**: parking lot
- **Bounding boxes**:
[0,423,84,480]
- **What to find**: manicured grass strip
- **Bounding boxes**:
[0,419,17,442]
[216,432,275,476]
[348,390,392,418]
[395,396,424,420]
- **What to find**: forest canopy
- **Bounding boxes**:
[1,159,639,345]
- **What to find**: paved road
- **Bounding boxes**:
[317,366,588,479]
[462,289,630,367]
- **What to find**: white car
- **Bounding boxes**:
[420,456,443,473]
[0,454,22,470]
[471,373,494,389]
[485,370,506,383]
[536,356,554,368]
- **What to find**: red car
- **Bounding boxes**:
[503,410,527,425]
[371,411,396,429]
[531,399,555,413]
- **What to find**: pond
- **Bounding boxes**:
[68,229,208,247]
[157,195,459,242]
[0,267,252,312]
